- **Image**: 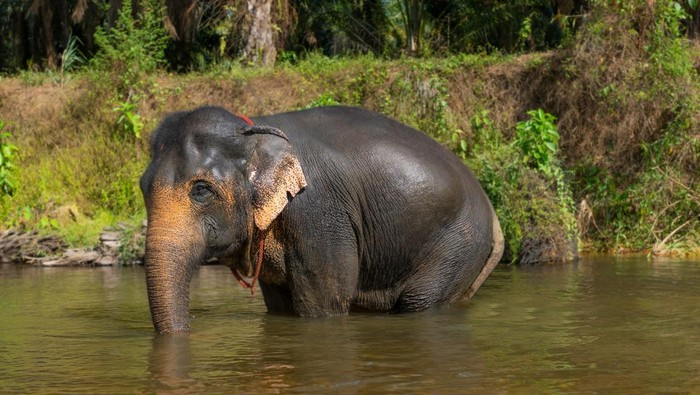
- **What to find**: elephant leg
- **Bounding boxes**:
[283,229,359,317]
[259,282,295,314]
[281,194,360,317]
[287,247,360,317]
[394,214,492,312]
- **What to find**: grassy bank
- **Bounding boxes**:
[1,5,699,262]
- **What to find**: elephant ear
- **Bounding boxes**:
[244,125,307,230]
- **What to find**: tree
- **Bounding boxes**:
[163,0,202,69]
[241,0,276,66]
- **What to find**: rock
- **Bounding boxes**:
[100,231,122,242]
[40,259,65,267]
[518,236,578,265]
[95,255,119,266]
[30,249,103,266]
[63,249,100,265]
[101,240,121,250]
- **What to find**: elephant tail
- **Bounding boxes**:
[464,210,504,300]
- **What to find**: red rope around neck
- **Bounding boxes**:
[231,113,260,295]
[232,232,266,296]
[231,114,260,295]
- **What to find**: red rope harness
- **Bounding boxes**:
[236,114,254,126]
[232,232,266,296]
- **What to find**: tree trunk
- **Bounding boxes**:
[242,0,276,66]
[71,0,104,56]
[165,0,202,70]
[401,0,424,56]
[26,0,56,69]
[0,2,27,71]
[689,5,700,39]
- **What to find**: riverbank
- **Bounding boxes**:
[1,7,699,262]
[0,224,144,266]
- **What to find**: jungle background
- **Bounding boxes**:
[0,0,699,264]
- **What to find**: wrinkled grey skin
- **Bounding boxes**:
[140,105,504,334]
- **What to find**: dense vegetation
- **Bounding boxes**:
[0,0,699,262]
[1,0,595,71]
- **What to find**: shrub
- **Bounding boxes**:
[92,0,168,97]
[0,120,18,198]
[113,99,144,140]
[515,109,559,176]
[465,109,578,264]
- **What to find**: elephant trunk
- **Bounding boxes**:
[145,226,203,334]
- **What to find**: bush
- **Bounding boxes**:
[559,0,700,254]
[0,120,18,198]
[465,109,577,264]
[92,0,168,94]
[515,109,559,176]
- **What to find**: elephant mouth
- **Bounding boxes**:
[224,232,267,295]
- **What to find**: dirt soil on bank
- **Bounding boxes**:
[0,54,689,172]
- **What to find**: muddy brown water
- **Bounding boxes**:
[1,256,699,393]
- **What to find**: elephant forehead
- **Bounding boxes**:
[153,141,240,185]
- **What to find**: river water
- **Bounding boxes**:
[1,256,699,393]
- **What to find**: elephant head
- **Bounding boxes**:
[140,107,306,334]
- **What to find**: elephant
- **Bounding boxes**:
[140,105,504,334]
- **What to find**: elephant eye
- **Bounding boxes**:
[190,181,215,204]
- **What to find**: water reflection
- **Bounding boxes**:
[149,334,204,394]
[2,257,700,393]
[147,307,488,393]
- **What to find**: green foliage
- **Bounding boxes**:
[0,2,697,259]
[60,34,85,84]
[0,121,18,198]
[3,0,700,73]
[17,70,49,87]
[277,50,298,65]
[647,0,694,78]
[464,109,577,262]
[515,109,560,176]
[425,75,451,137]
[389,0,428,55]
[470,109,501,150]
[92,0,168,94]
[514,110,576,237]
[442,1,569,53]
[113,99,144,139]
[91,0,166,143]
[305,92,341,108]
[561,0,700,253]
[574,99,700,253]
[0,84,148,243]
[38,216,59,230]
[517,16,533,51]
